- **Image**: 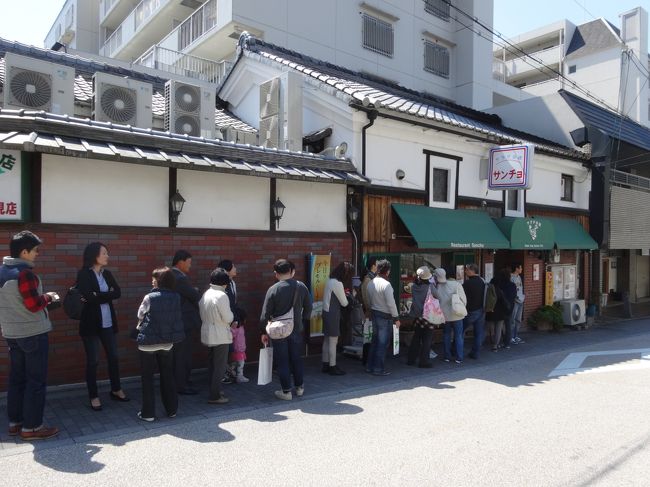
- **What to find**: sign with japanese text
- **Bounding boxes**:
[0,150,22,221]
[545,271,554,306]
[488,144,534,190]
[308,253,331,337]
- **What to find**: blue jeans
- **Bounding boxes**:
[367,311,392,373]
[443,320,464,361]
[510,301,524,340]
[272,327,304,392]
[463,309,486,357]
[6,333,49,429]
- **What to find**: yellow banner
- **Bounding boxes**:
[545,271,554,306]
[309,254,331,336]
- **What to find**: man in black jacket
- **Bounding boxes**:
[462,263,486,360]
[171,250,201,395]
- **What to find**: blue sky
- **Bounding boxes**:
[0,1,648,50]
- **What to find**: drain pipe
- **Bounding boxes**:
[361,109,378,176]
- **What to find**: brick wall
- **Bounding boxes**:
[0,224,351,391]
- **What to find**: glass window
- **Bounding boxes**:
[561,174,574,201]
[568,65,576,74]
[432,168,449,202]
[424,41,450,79]
[362,13,394,57]
[424,0,451,21]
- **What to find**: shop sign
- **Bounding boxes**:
[0,150,23,221]
[308,253,331,337]
[450,242,485,248]
[488,144,534,190]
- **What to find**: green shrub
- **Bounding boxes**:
[527,303,564,332]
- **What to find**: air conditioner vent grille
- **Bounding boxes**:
[175,114,200,136]
[100,85,137,123]
[9,68,52,108]
[174,84,201,113]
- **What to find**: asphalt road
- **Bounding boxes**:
[1,320,650,486]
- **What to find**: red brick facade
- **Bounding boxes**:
[0,224,352,391]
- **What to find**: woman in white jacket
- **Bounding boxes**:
[199,268,234,404]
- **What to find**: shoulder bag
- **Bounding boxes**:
[266,282,299,340]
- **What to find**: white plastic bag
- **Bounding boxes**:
[363,319,373,344]
[257,346,273,385]
[393,324,400,356]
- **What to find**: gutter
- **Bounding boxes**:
[360,108,378,176]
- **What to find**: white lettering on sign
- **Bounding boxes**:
[488,144,534,190]
[450,242,485,248]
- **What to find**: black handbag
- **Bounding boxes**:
[63,286,83,320]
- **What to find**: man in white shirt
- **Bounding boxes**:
[366,259,400,376]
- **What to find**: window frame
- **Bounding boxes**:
[561,174,574,202]
[423,40,450,79]
[361,12,394,58]
[504,189,525,217]
[424,0,451,22]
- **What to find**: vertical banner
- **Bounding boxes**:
[545,271,554,306]
[0,150,23,221]
[309,254,331,336]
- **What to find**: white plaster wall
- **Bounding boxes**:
[275,180,346,232]
[525,154,591,209]
[176,170,269,229]
[41,155,168,226]
[566,50,621,110]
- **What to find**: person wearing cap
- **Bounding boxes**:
[259,259,312,400]
[366,259,400,376]
[431,267,467,364]
[462,263,486,360]
[406,266,435,368]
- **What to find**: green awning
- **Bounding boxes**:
[494,217,555,249]
[543,217,598,250]
[392,204,510,249]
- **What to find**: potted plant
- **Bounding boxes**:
[527,303,564,332]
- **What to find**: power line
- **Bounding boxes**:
[571,0,597,22]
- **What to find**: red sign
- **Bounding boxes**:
[488,144,534,190]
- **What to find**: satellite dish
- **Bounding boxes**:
[319,142,348,159]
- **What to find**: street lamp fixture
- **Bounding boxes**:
[169,190,186,227]
[271,197,285,227]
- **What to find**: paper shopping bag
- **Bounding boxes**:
[257,346,273,385]
[393,324,399,356]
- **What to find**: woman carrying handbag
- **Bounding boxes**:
[431,267,467,364]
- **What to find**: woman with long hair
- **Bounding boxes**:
[321,261,354,375]
[77,242,128,411]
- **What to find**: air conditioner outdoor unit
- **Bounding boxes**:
[93,72,152,128]
[259,71,302,151]
[561,299,586,326]
[3,52,75,115]
[164,80,216,139]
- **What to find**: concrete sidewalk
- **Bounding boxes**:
[2,314,650,456]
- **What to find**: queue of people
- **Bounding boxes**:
[0,229,525,441]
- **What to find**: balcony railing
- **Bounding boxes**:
[177,0,218,51]
[611,169,650,193]
[101,0,118,18]
[135,0,163,30]
[103,25,123,58]
[135,45,232,84]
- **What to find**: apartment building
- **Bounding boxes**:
[492,6,650,127]
[44,0,496,110]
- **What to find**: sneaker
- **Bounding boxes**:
[454,359,463,364]
[221,377,234,384]
[235,375,250,383]
[20,425,59,441]
[207,395,229,404]
[328,365,346,376]
[443,358,451,363]
[372,371,391,376]
[429,351,438,359]
[168,412,177,418]
[8,423,22,436]
[274,390,293,401]
[516,337,525,344]
[137,412,154,422]
[295,385,304,397]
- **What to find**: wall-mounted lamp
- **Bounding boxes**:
[271,197,285,227]
[396,169,405,180]
[169,190,186,227]
[347,203,359,223]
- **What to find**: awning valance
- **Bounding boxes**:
[392,204,510,249]
[493,217,555,249]
[540,217,598,250]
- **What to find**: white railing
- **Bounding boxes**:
[176,0,218,51]
[101,0,118,19]
[492,59,507,82]
[135,45,232,84]
[611,169,650,192]
[102,25,123,57]
[134,0,163,30]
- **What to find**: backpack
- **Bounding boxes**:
[485,283,498,313]
[63,285,84,320]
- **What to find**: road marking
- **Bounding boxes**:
[548,348,650,377]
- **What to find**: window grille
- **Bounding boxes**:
[561,174,574,201]
[424,41,450,79]
[362,13,394,58]
[424,0,450,21]
[432,168,449,202]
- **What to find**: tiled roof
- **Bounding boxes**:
[566,19,622,59]
[560,90,650,153]
[234,35,587,160]
[0,39,257,133]
[0,109,368,185]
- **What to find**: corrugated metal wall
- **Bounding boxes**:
[610,186,650,249]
